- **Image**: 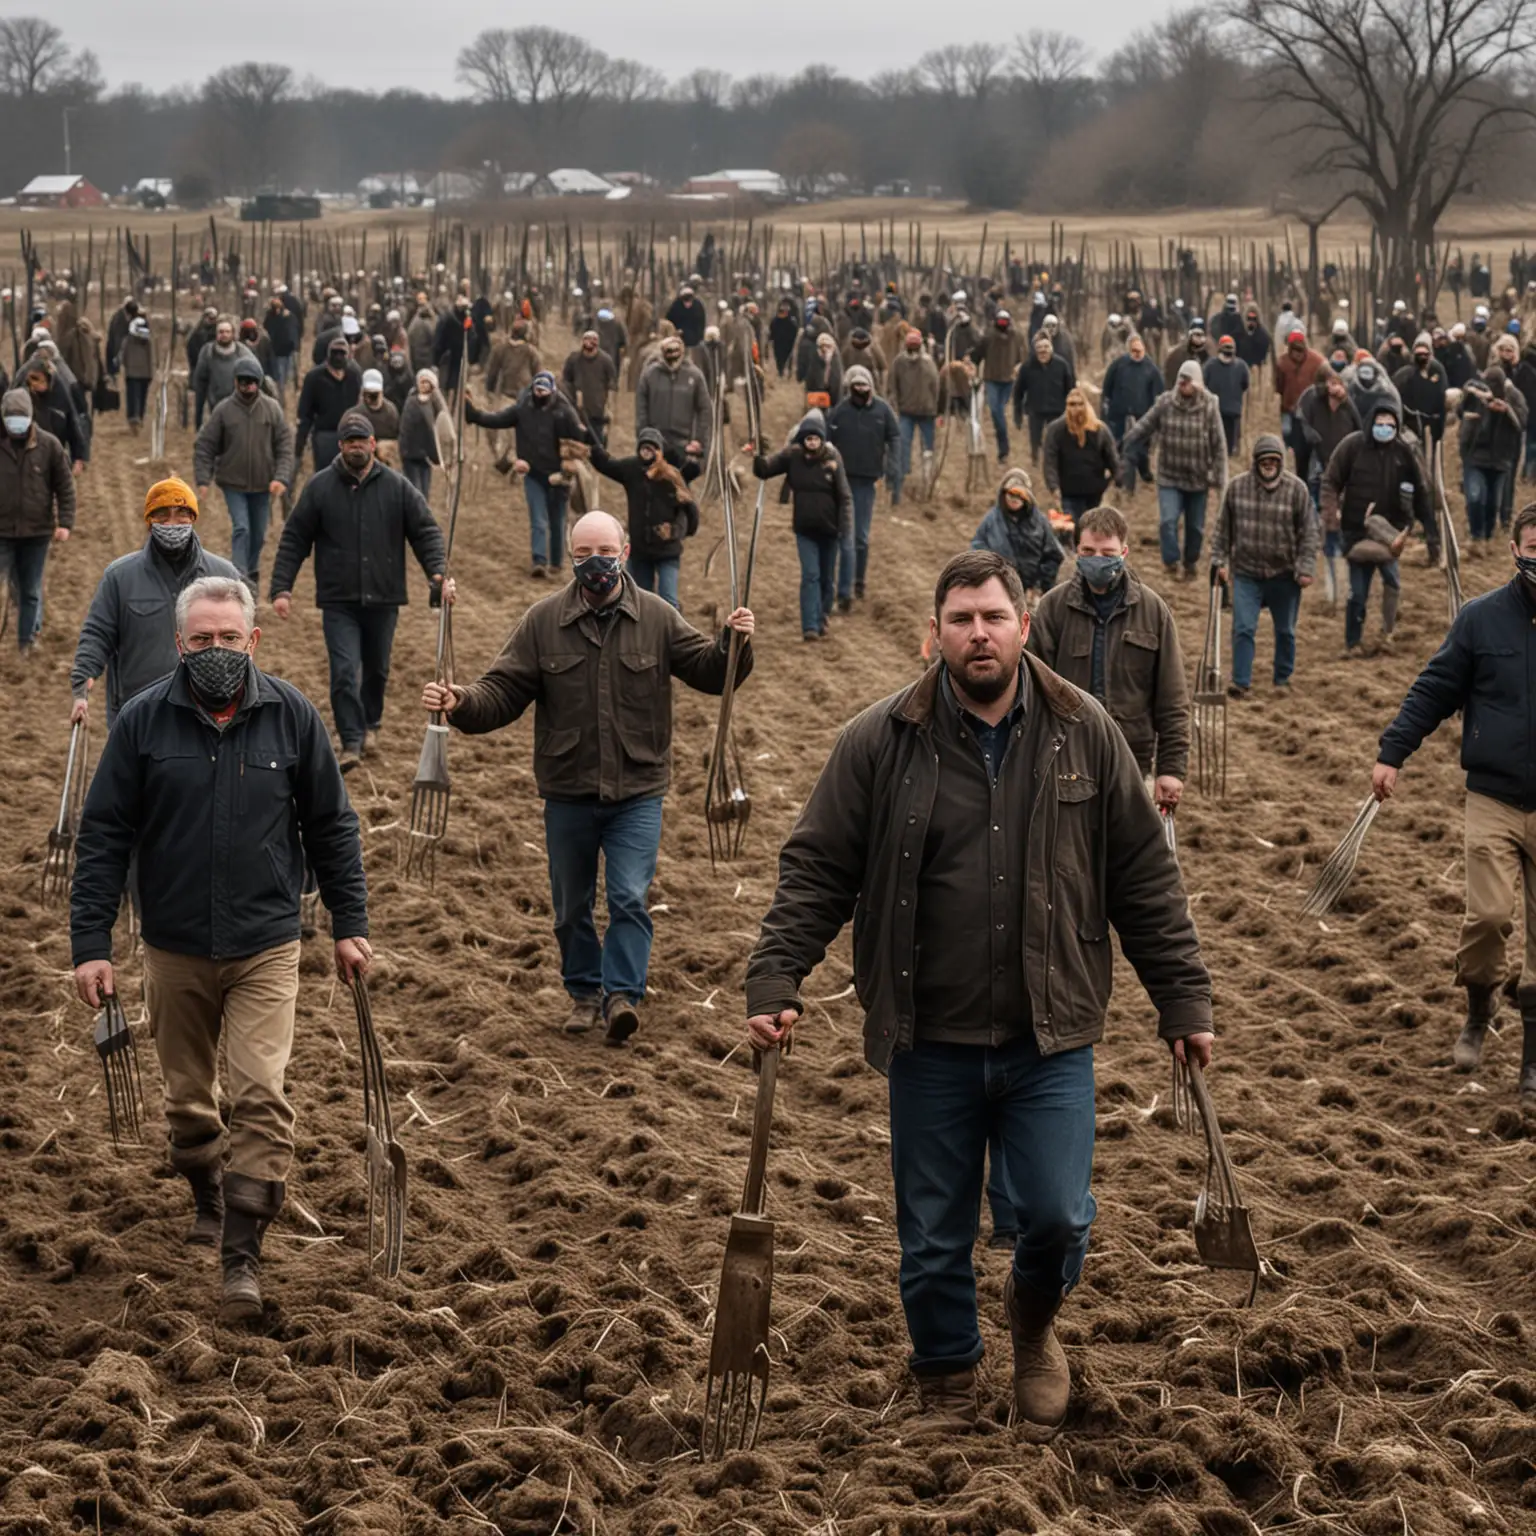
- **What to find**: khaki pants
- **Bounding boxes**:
[142,940,302,1182]
[1457,792,1536,997]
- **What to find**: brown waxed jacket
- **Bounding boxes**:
[447,573,752,802]
[744,653,1212,1071]
[0,424,75,538]
[1026,570,1190,780]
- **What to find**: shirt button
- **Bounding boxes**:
[900,899,908,907]
[996,923,1004,931]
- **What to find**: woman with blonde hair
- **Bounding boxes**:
[1041,386,1120,531]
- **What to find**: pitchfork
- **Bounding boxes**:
[350,976,407,1277]
[41,716,91,906]
[1173,1056,1262,1307]
[94,993,145,1152]
[1302,795,1381,918]
[405,316,469,886]
[1193,572,1228,800]
[701,1046,781,1457]
[1433,440,1464,623]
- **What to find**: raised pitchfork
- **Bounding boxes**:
[1302,795,1381,918]
[405,315,469,885]
[94,994,145,1152]
[350,976,406,1277]
[1193,571,1228,800]
[1173,1056,1262,1307]
[41,716,91,906]
[701,1045,781,1458]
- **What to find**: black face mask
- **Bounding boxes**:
[573,553,622,598]
[182,645,250,709]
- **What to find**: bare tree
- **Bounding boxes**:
[1229,0,1536,299]
[672,68,731,108]
[606,58,666,106]
[1011,29,1094,140]
[1100,6,1217,89]
[918,43,1005,104]
[455,27,610,162]
[0,17,70,96]
[202,62,294,193]
[775,122,858,196]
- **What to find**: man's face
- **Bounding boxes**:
[801,433,823,455]
[570,524,626,561]
[582,335,598,354]
[1077,528,1127,561]
[1177,376,1196,398]
[236,378,260,401]
[27,373,47,396]
[149,506,196,528]
[638,443,657,465]
[931,578,1029,705]
[1219,344,1235,362]
[1288,339,1306,359]
[328,348,348,373]
[1128,338,1145,361]
[1514,525,1536,563]
[1327,375,1347,402]
[340,436,375,473]
[177,598,258,656]
[1034,341,1051,362]
[661,343,683,367]
[1414,349,1430,368]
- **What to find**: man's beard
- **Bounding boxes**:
[946,649,1016,705]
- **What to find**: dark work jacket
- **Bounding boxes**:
[1394,361,1449,436]
[27,377,87,463]
[744,655,1213,1070]
[1101,354,1164,426]
[465,388,587,478]
[1436,342,1475,389]
[434,311,479,388]
[1378,578,1536,811]
[1011,354,1076,425]
[665,297,706,346]
[270,458,445,607]
[753,443,854,539]
[295,362,362,459]
[71,664,368,963]
[588,442,701,560]
[1321,428,1431,546]
[264,308,299,357]
[826,394,900,481]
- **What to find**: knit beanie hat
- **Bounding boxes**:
[845,364,873,392]
[1,388,31,422]
[1177,360,1204,386]
[144,477,199,523]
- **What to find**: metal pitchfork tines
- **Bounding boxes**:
[1193,573,1228,800]
[1301,795,1381,918]
[42,716,91,905]
[1173,1056,1261,1306]
[94,994,145,1151]
[351,976,406,1277]
[1160,805,1178,857]
[701,1046,781,1458]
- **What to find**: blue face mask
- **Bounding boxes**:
[1331,358,1348,372]
[1372,422,1397,443]
[1077,553,1125,590]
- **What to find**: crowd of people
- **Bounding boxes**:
[0,245,1524,1442]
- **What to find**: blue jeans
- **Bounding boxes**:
[271,354,294,393]
[627,554,680,609]
[1525,435,1536,479]
[525,473,568,568]
[312,430,339,472]
[1230,573,1301,688]
[320,603,400,750]
[223,489,272,583]
[1061,490,1103,529]
[838,478,878,597]
[543,795,663,1003]
[888,1036,1097,1374]
[894,415,935,501]
[1346,558,1400,648]
[1157,486,1208,568]
[0,534,52,649]
[985,381,1012,459]
[1464,466,1505,540]
[795,531,838,635]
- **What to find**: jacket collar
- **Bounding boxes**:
[894,652,1084,728]
[557,571,639,627]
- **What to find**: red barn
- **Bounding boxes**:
[16,174,106,208]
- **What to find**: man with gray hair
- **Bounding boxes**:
[71,574,370,1324]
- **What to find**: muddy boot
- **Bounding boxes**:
[562,994,601,1035]
[1454,983,1498,1072]
[1004,1272,1070,1434]
[169,1134,225,1247]
[220,1173,284,1324]
[911,1369,978,1434]
[1521,1009,1536,1108]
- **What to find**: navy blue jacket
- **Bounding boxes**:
[71,664,368,963]
[1378,578,1536,811]
[1101,354,1165,426]
[827,394,900,481]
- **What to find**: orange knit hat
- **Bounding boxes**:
[144,476,199,522]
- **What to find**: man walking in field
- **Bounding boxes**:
[745,550,1214,1436]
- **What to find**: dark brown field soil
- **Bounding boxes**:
[0,306,1530,1536]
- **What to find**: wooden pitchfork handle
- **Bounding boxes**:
[1176,1058,1243,1210]
[740,1048,780,1219]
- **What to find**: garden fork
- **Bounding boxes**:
[351,976,406,1277]
[42,717,91,906]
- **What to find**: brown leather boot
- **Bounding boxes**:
[911,1369,978,1434]
[1004,1273,1070,1433]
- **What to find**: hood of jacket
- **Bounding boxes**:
[793,408,828,444]
[996,466,1035,513]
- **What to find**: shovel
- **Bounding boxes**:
[351,976,406,1277]
[701,1046,780,1458]
[42,717,91,906]
[94,994,145,1152]
[1193,573,1228,800]
[1302,795,1381,917]
[1173,1056,1261,1306]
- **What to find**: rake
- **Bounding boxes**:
[1193,574,1228,800]
[94,994,145,1152]
[350,976,406,1277]
[1173,1056,1261,1307]
[405,315,469,886]
[1301,795,1381,918]
[41,717,91,906]
[701,1046,780,1457]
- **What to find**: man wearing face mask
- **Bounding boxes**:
[562,329,618,447]
[1203,336,1251,456]
[1210,436,1318,696]
[1273,330,1325,479]
[970,308,1027,462]
[828,366,900,604]
[636,336,710,462]
[1322,403,1431,656]
[1393,333,1449,454]
[71,479,239,729]
[295,336,363,473]
[22,356,87,470]
[420,510,754,1044]
[585,427,701,608]
[1372,502,1536,1109]
[0,388,75,658]
[889,328,941,505]
[194,357,294,590]
[465,371,590,579]
[356,367,400,453]
[270,412,450,772]
[192,317,258,429]
[71,575,370,1323]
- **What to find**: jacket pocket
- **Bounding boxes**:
[239,752,297,819]
[616,652,666,765]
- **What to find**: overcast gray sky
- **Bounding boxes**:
[45,0,1182,96]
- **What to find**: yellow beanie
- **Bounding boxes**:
[144,477,199,522]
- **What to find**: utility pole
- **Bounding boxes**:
[62,108,71,176]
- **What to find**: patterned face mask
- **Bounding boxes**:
[182,645,250,708]
[150,523,195,552]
